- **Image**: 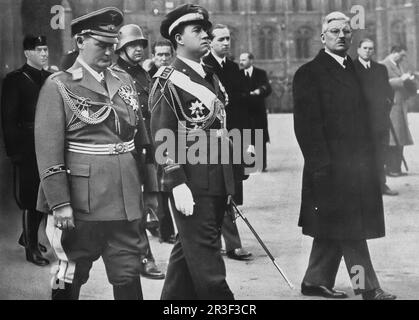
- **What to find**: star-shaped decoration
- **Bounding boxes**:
[189,100,205,120]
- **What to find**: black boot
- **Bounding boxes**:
[22,210,49,266]
[18,232,47,253]
[113,278,143,300]
[51,282,82,300]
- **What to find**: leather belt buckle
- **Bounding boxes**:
[110,143,126,154]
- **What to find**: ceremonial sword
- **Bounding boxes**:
[229,199,295,289]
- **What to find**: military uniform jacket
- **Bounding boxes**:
[114,58,159,192]
[35,60,152,222]
[149,58,235,197]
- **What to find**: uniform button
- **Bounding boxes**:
[143,117,146,120]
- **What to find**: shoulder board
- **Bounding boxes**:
[153,66,174,80]
[50,71,66,80]
[107,66,122,81]
[108,64,125,73]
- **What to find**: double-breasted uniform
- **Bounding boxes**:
[1,64,51,209]
[35,59,152,288]
[150,57,235,299]
[293,49,384,293]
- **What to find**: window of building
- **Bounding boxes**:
[259,26,275,59]
[328,0,336,12]
[254,0,263,12]
[217,0,224,12]
[231,0,239,12]
[296,26,313,59]
[269,0,276,12]
[306,0,314,11]
[391,20,407,47]
[292,0,299,12]
[341,0,350,12]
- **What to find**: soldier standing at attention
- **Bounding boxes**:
[1,35,51,266]
[35,8,154,300]
[114,24,165,280]
[150,4,235,300]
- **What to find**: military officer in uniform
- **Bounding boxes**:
[114,24,165,280]
[1,35,51,266]
[35,7,153,300]
[150,4,235,300]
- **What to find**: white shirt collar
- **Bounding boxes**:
[211,51,226,68]
[77,56,105,83]
[325,49,347,68]
[358,57,371,69]
[245,66,254,77]
[178,55,206,78]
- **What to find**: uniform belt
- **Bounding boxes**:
[67,140,135,155]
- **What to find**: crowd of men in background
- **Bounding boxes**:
[0,2,417,300]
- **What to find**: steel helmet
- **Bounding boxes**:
[116,24,148,51]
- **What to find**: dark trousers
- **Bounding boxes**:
[303,238,380,295]
[221,212,242,252]
[373,135,387,189]
[46,216,145,287]
[385,145,404,174]
[157,192,175,241]
[161,196,234,300]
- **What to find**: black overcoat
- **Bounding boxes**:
[292,49,385,240]
[1,64,51,209]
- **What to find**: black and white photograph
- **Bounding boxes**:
[0,0,419,304]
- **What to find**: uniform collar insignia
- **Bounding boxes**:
[70,67,83,80]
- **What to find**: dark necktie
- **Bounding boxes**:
[202,65,214,85]
[221,60,226,69]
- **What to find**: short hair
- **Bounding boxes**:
[151,39,174,55]
[241,52,254,60]
[358,38,375,48]
[209,24,229,40]
[390,45,407,53]
[321,11,351,33]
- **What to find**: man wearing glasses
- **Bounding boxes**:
[293,12,396,300]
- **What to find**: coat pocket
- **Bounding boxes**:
[68,163,90,214]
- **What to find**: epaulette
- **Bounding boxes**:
[50,71,66,80]
[153,66,174,80]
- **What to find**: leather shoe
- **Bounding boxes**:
[387,171,407,177]
[140,259,165,280]
[362,288,397,300]
[18,233,47,253]
[226,248,253,261]
[301,282,348,299]
[25,248,49,266]
[382,185,399,196]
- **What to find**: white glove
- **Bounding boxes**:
[173,183,195,216]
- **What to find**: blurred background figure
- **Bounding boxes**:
[239,52,272,172]
[381,46,416,177]
[1,35,51,266]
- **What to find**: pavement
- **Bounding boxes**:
[1,113,419,300]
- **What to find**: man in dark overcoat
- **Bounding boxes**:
[239,52,271,172]
[203,24,252,261]
[1,35,51,266]
[353,39,397,196]
[293,12,396,300]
